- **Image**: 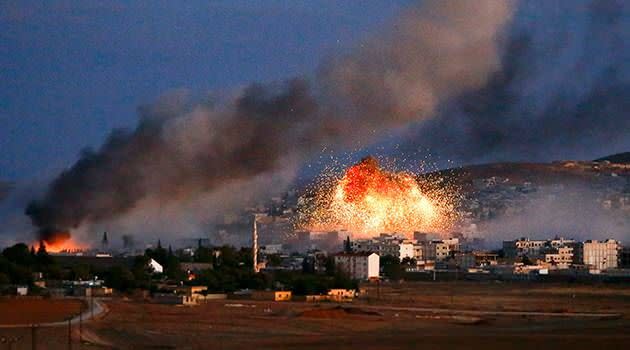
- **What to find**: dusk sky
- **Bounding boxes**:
[1,1,412,182]
[1,0,627,247]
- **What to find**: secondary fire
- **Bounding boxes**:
[35,231,85,253]
[301,156,458,237]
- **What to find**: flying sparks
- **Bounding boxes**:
[299,156,459,238]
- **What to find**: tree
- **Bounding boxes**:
[3,243,34,266]
[267,254,282,267]
[105,266,136,291]
[343,236,352,253]
[0,272,9,285]
[70,264,91,281]
[35,241,53,267]
[381,255,403,281]
[401,257,416,268]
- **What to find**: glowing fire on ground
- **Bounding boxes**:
[36,233,86,253]
[300,156,459,238]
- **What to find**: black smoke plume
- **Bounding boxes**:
[26,1,514,242]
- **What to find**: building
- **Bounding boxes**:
[73,286,113,297]
[454,252,476,269]
[399,242,415,261]
[576,240,620,270]
[424,240,451,261]
[148,258,164,274]
[352,234,415,261]
[260,244,284,255]
[251,290,292,301]
[180,262,212,273]
[503,238,547,259]
[16,286,28,296]
[334,252,380,280]
[327,289,356,301]
[153,293,197,305]
[441,238,461,252]
[473,252,498,266]
[412,244,424,263]
[180,262,212,280]
[413,232,429,242]
[543,246,574,269]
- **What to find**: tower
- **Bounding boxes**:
[101,232,109,251]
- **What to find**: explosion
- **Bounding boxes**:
[300,156,459,237]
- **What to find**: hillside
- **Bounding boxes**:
[596,152,630,164]
[422,159,629,193]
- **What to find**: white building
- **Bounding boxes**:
[543,246,574,269]
[149,258,164,274]
[399,242,415,261]
[334,252,380,280]
[578,240,620,270]
[352,234,413,261]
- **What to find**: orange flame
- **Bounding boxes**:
[36,233,86,253]
[302,157,458,238]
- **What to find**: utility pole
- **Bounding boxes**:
[67,318,72,350]
[79,303,82,344]
[31,324,38,350]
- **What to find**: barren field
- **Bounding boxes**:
[0,297,85,325]
[1,282,629,349]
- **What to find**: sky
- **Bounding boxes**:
[0,0,412,182]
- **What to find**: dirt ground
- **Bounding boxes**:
[1,282,629,349]
[0,297,85,324]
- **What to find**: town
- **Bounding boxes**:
[2,228,628,302]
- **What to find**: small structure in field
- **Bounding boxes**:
[252,290,292,301]
[327,289,356,301]
[153,293,197,305]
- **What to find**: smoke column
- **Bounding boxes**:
[26,0,514,242]
[401,0,629,163]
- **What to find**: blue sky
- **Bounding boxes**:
[0,1,412,181]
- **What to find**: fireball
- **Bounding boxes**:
[300,156,458,238]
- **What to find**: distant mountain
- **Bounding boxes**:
[595,152,630,164]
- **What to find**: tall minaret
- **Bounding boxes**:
[101,232,109,251]
[252,214,259,273]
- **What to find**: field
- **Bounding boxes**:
[1,282,629,349]
[0,297,85,325]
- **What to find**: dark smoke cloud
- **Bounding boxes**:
[26,0,514,241]
[401,0,629,163]
[478,185,630,245]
